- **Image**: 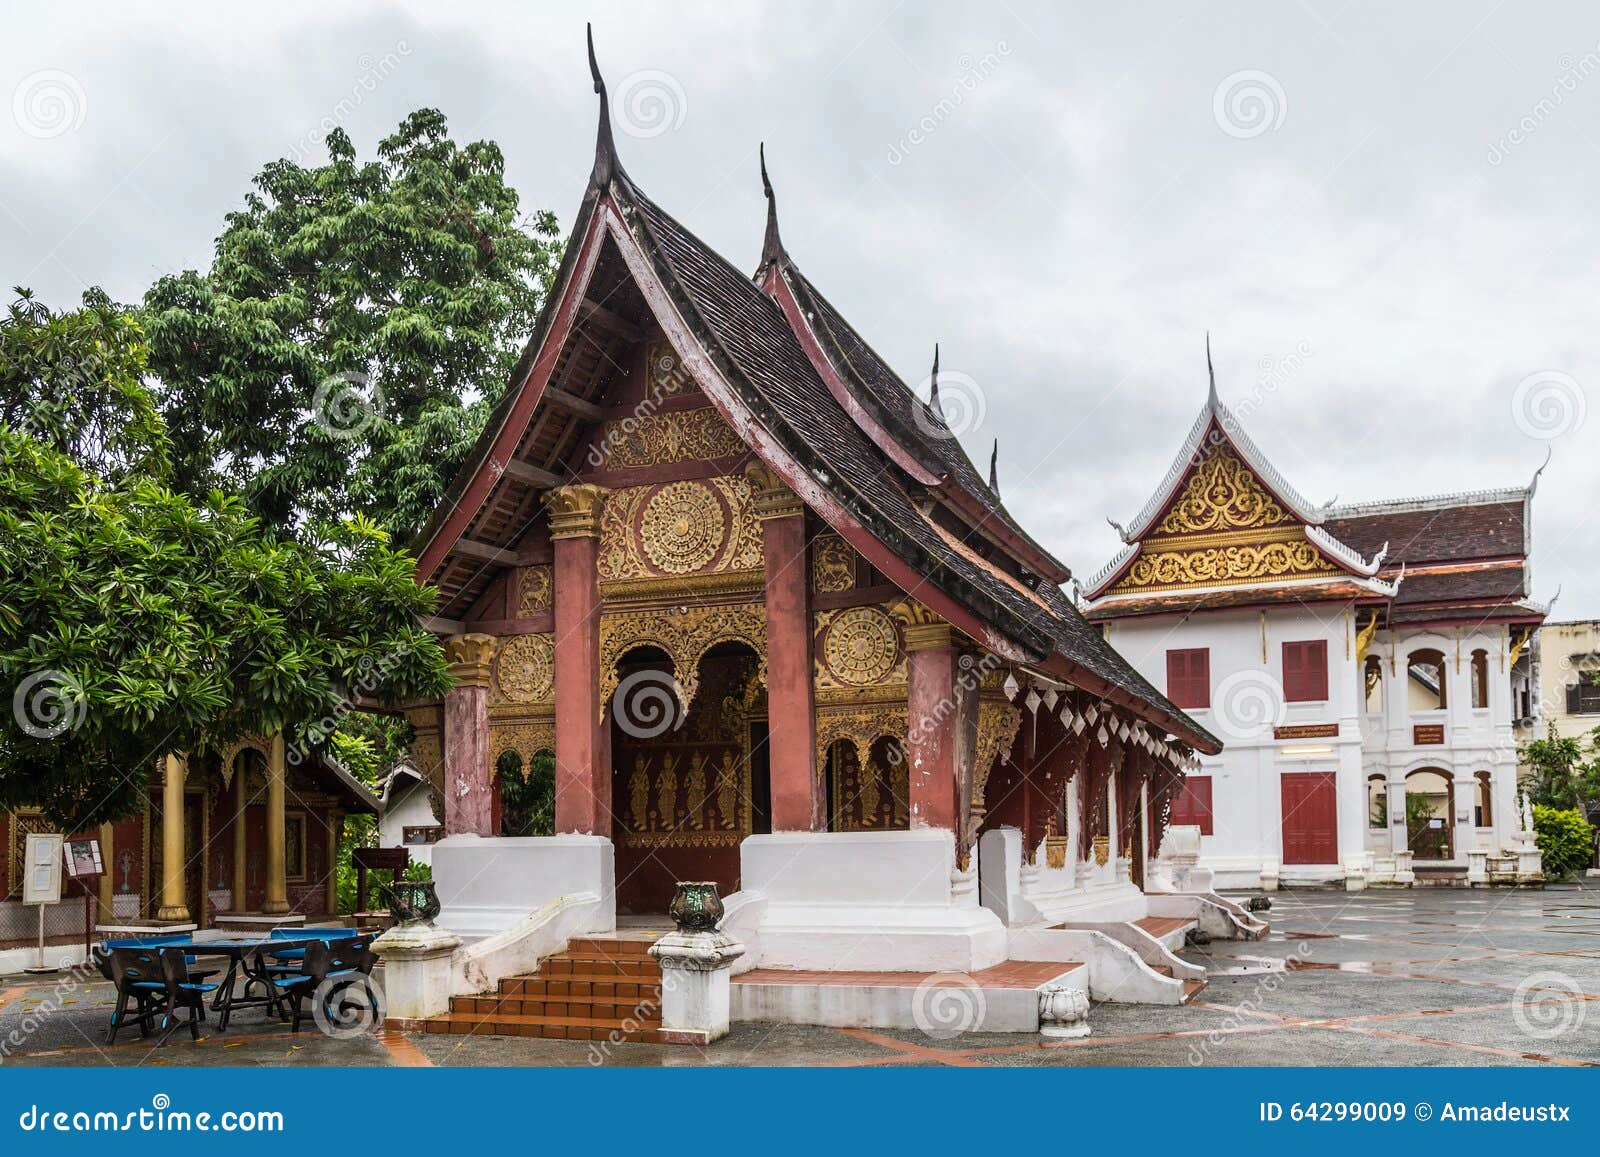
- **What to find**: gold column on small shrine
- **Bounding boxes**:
[324,811,342,916]
[262,731,290,915]
[231,760,249,911]
[157,753,190,922]
[97,821,114,917]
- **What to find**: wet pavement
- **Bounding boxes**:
[3,883,1595,1067]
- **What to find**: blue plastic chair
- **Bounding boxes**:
[156,946,221,1043]
[105,948,170,1044]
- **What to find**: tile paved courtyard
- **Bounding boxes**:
[3,883,1596,1068]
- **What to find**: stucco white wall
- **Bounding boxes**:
[1103,608,1520,886]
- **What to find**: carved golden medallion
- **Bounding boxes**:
[494,634,555,704]
[822,607,901,686]
[640,481,726,574]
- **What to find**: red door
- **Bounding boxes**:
[1281,772,1338,865]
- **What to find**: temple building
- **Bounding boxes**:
[380,32,1262,1041]
[1083,359,1549,890]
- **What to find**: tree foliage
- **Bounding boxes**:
[0,424,451,830]
[1520,720,1600,815]
[142,109,561,538]
[1,288,169,479]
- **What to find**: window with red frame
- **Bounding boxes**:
[1166,648,1210,709]
[1282,639,1329,702]
[1169,775,1213,835]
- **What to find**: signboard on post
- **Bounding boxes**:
[63,836,103,881]
[21,832,63,905]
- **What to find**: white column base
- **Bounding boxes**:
[649,929,744,1045]
[372,922,463,1020]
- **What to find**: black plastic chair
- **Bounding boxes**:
[156,946,221,1043]
[105,948,169,1044]
[272,938,377,1033]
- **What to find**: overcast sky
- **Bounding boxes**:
[3,1,1595,616]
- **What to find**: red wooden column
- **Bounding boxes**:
[904,612,959,833]
[548,484,611,835]
[748,466,817,830]
[442,633,495,836]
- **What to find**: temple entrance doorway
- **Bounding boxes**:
[1404,768,1454,861]
[824,736,909,832]
[610,642,766,914]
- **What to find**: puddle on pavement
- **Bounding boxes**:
[1209,955,1376,976]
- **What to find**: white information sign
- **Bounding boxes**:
[21,832,64,905]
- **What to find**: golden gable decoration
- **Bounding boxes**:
[493,634,555,705]
[811,534,856,592]
[597,476,762,585]
[647,341,695,400]
[1118,536,1339,593]
[1153,443,1295,536]
[599,407,745,470]
[517,565,553,616]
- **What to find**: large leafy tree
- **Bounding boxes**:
[1,288,169,478]
[142,109,561,538]
[0,292,451,830]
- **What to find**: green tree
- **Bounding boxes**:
[0,424,452,830]
[142,109,561,538]
[1519,720,1600,812]
[1,288,169,478]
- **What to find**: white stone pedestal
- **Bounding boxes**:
[1037,984,1091,1039]
[649,929,744,1046]
[1466,849,1489,885]
[1259,861,1280,892]
[372,921,463,1020]
[1343,859,1367,892]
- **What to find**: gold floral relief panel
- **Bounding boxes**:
[489,721,555,776]
[599,602,767,711]
[491,633,556,706]
[599,407,747,471]
[1114,538,1341,593]
[516,565,552,616]
[810,534,856,593]
[597,476,762,583]
[1152,443,1296,536]
[645,341,696,401]
[814,606,907,695]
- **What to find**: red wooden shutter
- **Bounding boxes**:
[1166,648,1210,709]
[1170,775,1213,835]
[1283,640,1328,702]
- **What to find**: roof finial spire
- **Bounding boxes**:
[758,142,787,271]
[587,24,624,189]
[989,438,1000,494]
[1206,331,1218,406]
[929,343,943,417]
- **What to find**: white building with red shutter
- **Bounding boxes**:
[1081,366,1548,889]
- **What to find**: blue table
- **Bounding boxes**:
[144,936,323,1032]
